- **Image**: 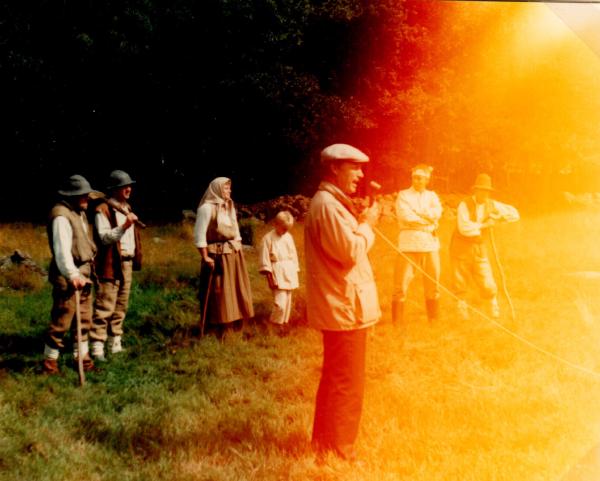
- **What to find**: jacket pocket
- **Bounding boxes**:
[355,281,380,322]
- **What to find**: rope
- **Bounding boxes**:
[372,224,600,381]
[489,227,516,321]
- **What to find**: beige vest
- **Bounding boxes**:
[205,204,240,254]
[47,201,97,284]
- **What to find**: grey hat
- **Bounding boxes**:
[58,175,93,197]
[107,170,136,190]
[320,144,369,164]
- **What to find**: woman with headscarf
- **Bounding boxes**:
[193,177,254,335]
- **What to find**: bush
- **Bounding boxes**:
[238,217,262,246]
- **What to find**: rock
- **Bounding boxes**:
[0,250,47,276]
[182,210,196,222]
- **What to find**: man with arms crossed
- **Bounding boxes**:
[392,163,443,324]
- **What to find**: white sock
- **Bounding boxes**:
[44,344,59,360]
[73,341,89,358]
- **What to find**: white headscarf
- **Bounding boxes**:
[199,177,232,207]
[198,177,237,232]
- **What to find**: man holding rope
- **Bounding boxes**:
[392,163,443,325]
[450,173,519,320]
[305,143,380,461]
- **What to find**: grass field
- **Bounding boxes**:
[2,208,600,481]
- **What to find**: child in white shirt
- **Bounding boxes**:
[258,211,299,327]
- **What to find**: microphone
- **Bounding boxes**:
[369,180,382,192]
[366,180,382,209]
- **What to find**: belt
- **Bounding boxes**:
[121,255,134,261]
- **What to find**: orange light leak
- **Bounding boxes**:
[363,1,600,197]
[341,3,600,479]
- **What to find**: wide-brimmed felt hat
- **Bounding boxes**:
[57,175,93,197]
[472,173,494,191]
[320,144,369,164]
[107,170,136,190]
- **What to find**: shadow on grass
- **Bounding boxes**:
[0,333,45,373]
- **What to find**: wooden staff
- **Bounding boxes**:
[489,227,516,322]
[200,270,214,338]
[75,289,85,386]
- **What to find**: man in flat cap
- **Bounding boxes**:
[392,163,443,325]
[42,174,97,374]
[450,173,519,319]
[304,143,381,461]
[90,170,142,361]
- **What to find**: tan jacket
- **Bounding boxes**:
[304,182,381,331]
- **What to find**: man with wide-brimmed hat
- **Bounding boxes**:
[392,163,443,325]
[304,143,381,461]
[90,170,142,361]
[450,173,519,319]
[42,174,97,374]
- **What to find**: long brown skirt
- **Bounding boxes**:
[199,249,254,325]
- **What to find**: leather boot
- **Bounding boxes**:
[425,299,439,323]
[392,300,404,325]
[42,358,60,375]
[73,353,95,372]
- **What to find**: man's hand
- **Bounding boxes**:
[418,213,436,224]
[360,201,381,227]
[71,276,91,290]
[481,218,496,229]
[122,212,139,229]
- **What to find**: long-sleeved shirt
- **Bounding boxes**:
[304,181,380,331]
[95,210,136,257]
[456,197,520,238]
[258,230,299,290]
[193,203,242,248]
[52,215,89,281]
[395,187,443,252]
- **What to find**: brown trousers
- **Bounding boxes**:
[45,282,93,350]
[312,328,367,453]
[451,242,497,300]
[90,260,133,341]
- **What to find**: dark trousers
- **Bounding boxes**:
[312,328,367,453]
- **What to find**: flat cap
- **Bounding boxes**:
[320,143,369,163]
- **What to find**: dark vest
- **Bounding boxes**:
[93,201,143,281]
[450,197,493,254]
[47,201,97,285]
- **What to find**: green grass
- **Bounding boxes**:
[2,211,600,480]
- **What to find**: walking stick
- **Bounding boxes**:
[489,227,516,322]
[200,269,214,338]
[75,289,85,386]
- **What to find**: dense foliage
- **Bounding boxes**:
[0,0,414,220]
[2,1,599,221]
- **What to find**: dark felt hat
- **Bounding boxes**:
[107,170,136,190]
[57,175,93,197]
